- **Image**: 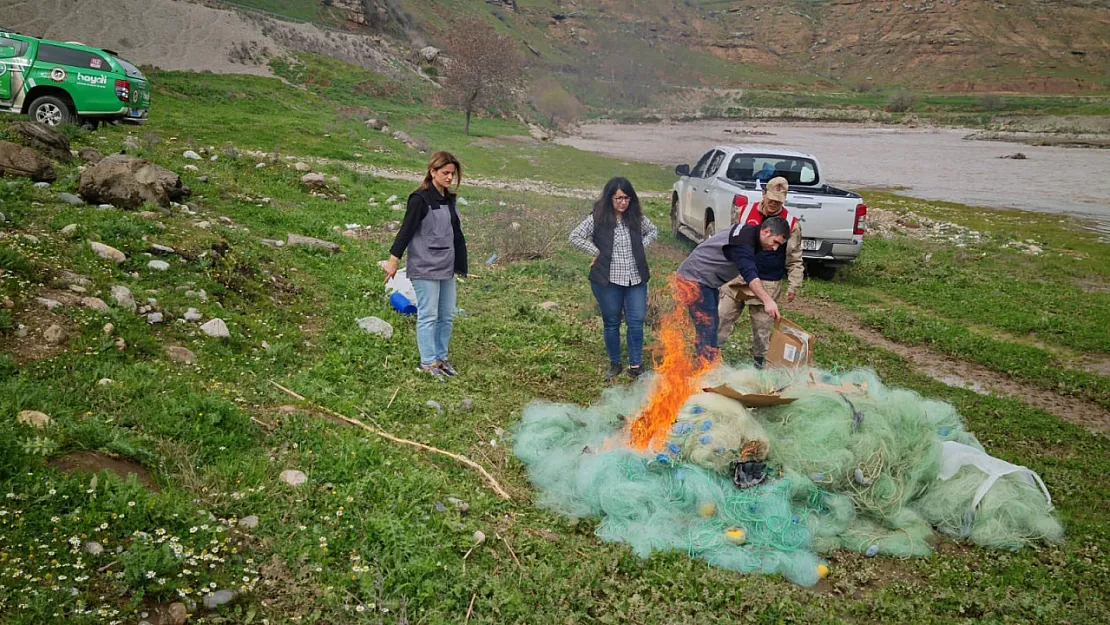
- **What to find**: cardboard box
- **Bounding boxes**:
[766,318,814,367]
[704,385,797,407]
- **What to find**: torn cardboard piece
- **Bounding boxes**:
[704,384,798,407]
[767,318,813,367]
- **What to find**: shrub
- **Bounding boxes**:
[885,89,918,113]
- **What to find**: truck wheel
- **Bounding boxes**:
[79,118,100,131]
[29,96,73,127]
[704,220,716,240]
[806,261,838,281]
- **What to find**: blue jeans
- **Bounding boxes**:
[412,278,456,365]
[590,281,648,367]
[689,282,720,362]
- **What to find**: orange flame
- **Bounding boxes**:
[628,276,719,450]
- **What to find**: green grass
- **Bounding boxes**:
[803,190,1110,409]
[2,62,1110,624]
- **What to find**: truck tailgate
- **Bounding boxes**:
[786,194,858,244]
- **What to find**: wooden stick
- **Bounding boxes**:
[385,386,401,411]
[499,533,523,571]
[464,592,477,623]
[269,380,512,500]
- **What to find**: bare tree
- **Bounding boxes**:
[439,19,522,135]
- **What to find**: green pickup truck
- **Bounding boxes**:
[0,30,150,128]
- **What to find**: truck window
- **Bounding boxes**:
[113,55,145,80]
[37,43,108,70]
[726,154,820,187]
[0,40,28,58]
[706,151,726,179]
[690,150,717,178]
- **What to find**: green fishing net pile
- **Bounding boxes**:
[513,366,1063,587]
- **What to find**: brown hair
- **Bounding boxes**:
[418,151,463,192]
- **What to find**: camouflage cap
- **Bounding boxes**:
[764,176,789,203]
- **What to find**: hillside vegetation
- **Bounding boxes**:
[1,49,1110,623]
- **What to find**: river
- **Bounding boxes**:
[559,121,1110,234]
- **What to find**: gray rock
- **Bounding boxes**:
[151,244,175,254]
[200,318,230,339]
[78,147,103,164]
[194,221,211,229]
[0,140,56,181]
[183,307,203,322]
[103,323,115,335]
[279,469,307,487]
[78,154,190,210]
[447,497,470,513]
[84,541,104,555]
[419,45,440,62]
[386,195,398,203]
[165,346,196,364]
[238,515,259,529]
[301,172,326,188]
[202,589,236,609]
[43,324,66,345]
[183,164,199,172]
[183,150,201,160]
[80,297,110,313]
[365,118,386,130]
[287,234,339,253]
[197,175,208,183]
[21,234,40,244]
[458,398,474,412]
[36,297,63,310]
[34,181,50,188]
[89,241,126,264]
[540,301,559,310]
[255,162,266,169]
[147,312,164,324]
[17,410,54,429]
[294,162,311,172]
[14,324,28,338]
[356,316,393,339]
[426,400,443,414]
[67,285,87,293]
[148,260,170,271]
[59,270,91,287]
[111,285,137,312]
[97,378,113,386]
[434,501,447,513]
[60,223,79,236]
[166,603,188,625]
[57,192,84,205]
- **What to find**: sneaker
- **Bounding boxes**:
[606,362,623,380]
[628,364,644,379]
[417,363,447,382]
[436,359,457,377]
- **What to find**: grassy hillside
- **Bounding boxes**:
[2,53,1110,624]
[211,0,1110,96]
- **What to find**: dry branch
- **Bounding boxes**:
[269,380,512,500]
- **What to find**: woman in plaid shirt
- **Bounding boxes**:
[570,177,659,380]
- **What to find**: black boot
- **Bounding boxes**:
[753,356,765,370]
[606,362,623,380]
[628,364,643,379]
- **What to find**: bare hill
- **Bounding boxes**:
[3,0,422,80]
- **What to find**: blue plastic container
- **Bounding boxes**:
[389,292,417,315]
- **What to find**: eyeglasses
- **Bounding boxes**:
[613,196,631,203]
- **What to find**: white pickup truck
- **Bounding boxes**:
[671,145,867,278]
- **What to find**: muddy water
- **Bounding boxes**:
[559,121,1110,231]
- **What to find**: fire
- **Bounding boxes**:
[628,276,718,450]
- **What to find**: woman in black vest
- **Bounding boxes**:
[383,151,468,381]
[570,177,659,380]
